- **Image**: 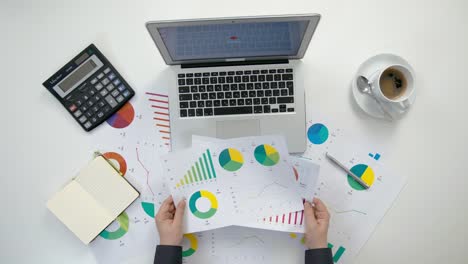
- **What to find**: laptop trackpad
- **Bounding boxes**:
[216,120,261,139]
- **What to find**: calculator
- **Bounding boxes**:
[43,44,135,131]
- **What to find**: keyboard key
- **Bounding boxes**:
[204,108,213,116]
[287,81,294,95]
[74,110,82,117]
[242,76,249,82]
[179,94,192,101]
[201,93,208,100]
[217,92,224,99]
[98,101,105,107]
[179,86,189,93]
[207,85,214,92]
[254,98,261,105]
[269,97,276,104]
[244,70,251,74]
[90,117,98,124]
[191,86,198,93]
[102,78,110,85]
[95,83,103,90]
[239,83,246,90]
[198,101,205,108]
[249,91,256,97]
[112,79,121,86]
[214,100,221,107]
[88,89,96,96]
[287,108,295,112]
[190,101,197,108]
[265,90,272,97]
[188,109,195,116]
[257,91,264,97]
[262,83,270,89]
[199,86,206,93]
[206,100,213,107]
[218,77,226,83]
[180,102,188,108]
[69,104,77,112]
[214,106,253,115]
[227,77,233,83]
[250,75,258,82]
[84,121,92,129]
[219,72,227,76]
[230,99,237,106]
[225,92,232,99]
[209,77,217,84]
[105,95,118,107]
[261,70,268,74]
[234,76,242,83]
[261,98,268,104]
[97,111,104,118]
[281,89,289,96]
[203,78,209,84]
[269,69,276,73]
[286,68,293,73]
[90,78,98,84]
[278,97,294,104]
[209,93,216,99]
[203,72,210,77]
[253,70,259,74]
[223,84,230,91]
[278,69,285,73]
[186,73,193,77]
[100,89,108,96]
[97,73,104,79]
[259,75,265,82]
[211,72,219,76]
[233,92,240,98]
[117,84,126,92]
[195,73,202,77]
[85,110,93,117]
[108,73,116,80]
[195,78,201,85]
[193,93,200,100]
[246,99,252,105]
[282,74,293,80]
[264,105,271,113]
[180,109,187,117]
[273,90,280,96]
[236,71,243,75]
[272,108,279,113]
[228,71,235,75]
[230,84,238,91]
[106,84,114,91]
[123,90,131,97]
[196,108,203,116]
[222,100,229,106]
[186,79,194,85]
[237,99,245,105]
[178,73,185,78]
[271,82,278,88]
[92,106,99,113]
[241,91,248,98]
[247,83,254,90]
[279,82,286,88]
[254,106,263,113]
[266,75,273,81]
[255,83,262,89]
[274,74,282,81]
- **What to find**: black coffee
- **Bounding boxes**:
[379,68,407,100]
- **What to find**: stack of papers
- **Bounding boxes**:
[161,135,320,233]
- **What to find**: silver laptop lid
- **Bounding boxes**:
[146,14,321,65]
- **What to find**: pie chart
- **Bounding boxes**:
[254,144,280,166]
[141,202,155,218]
[103,152,127,176]
[307,123,329,144]
[99,212,129,240]
[182,234,198,257]
[106,102,135,129]
[219,148,244,172]
[347,164,375,191]
[189,190,218,219]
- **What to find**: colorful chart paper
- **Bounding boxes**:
[141,202,155,218]
[307,123,329,144]
[219,148,244,172]
[189,190,218,219]
[175,149,217,188]
[103,151,127,175]
[182,234,198,257]
[254,144,280,166]
[106,102,135,129]
[99,212,129,240]
[347,164,375,190]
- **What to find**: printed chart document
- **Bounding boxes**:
[47,156,139,244]
[161,135,304,233]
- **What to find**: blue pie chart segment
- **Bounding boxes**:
[307,123,329,145]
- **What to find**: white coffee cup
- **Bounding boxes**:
[370,64,414,109]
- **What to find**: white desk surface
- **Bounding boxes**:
[1,0,467,263]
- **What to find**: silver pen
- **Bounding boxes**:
[325,152,370,189]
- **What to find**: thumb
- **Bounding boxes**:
[304,201,317,222]
[173,199,186,226]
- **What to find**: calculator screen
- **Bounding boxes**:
[59,59,97,93]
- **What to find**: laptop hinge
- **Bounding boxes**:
[181,59,289,69]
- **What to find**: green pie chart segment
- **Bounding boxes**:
[99,212,129,240]
[189,190,218,219]
[254,144,280,166]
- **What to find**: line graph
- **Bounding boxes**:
[251,182,288,198]
[228,235,265,248]
[136,147,154,195]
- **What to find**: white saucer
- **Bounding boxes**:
[351,53,417,119]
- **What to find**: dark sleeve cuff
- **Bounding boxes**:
[305,248,333,264]
[154,245,182,264]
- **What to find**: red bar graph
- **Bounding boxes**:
[263,210,305,226]
[145,92,171,148]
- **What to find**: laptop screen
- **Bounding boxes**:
[157,20,310,61]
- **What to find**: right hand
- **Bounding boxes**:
[155,196,186,246]
[303,197,330,249]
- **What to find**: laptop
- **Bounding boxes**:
[146,14,321,152]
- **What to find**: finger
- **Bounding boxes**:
[156,196,174,219]
[303,201,317,221]
[173,199,186,226]
[313,198,328,213]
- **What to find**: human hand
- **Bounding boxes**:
[303,197,330,249]
[155,196,186,246]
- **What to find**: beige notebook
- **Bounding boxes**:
[47,155,139,244]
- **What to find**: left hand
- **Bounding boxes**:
[155,196,186,246]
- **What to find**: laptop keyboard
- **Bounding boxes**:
[178,68,295,118]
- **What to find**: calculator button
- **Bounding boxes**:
[74,110,82,118]
[111,90,119,97]
[87,100,94,107]
[81,105,88,112]
[117,84,126,92]
[79,116,87,123]
[86,110,93,117]
[68,104,77,112]
[102,78,110,85]
[123,90,131,97]
[84,121,92,129]
[97,73,104,79]
[105,95,118,107]
[103,106,111,113]
[92,106,99,113]
[83,95,89,101]
[112,79,121,86]
[90,117,98,123]
[100,89,108,96]
[93,95,100,101]
[95,83,104,90]
[104,68,111,74]
[98,100,105,107]
[106,84,114,92]
[108,73,116,80]
[97,111,104,118]
[90,78,98,84]
[75,100,82,106]
[89,89,96,96]
[116,95,124,103]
